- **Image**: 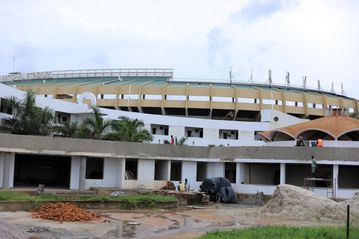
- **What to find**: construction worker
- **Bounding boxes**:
[316,138,323,147]
[178,181,186,192]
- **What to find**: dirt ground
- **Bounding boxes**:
[0,203,346,239]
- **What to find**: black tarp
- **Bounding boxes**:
[199,177,237,203]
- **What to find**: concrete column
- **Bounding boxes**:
[138,159,155,189]
[237,163,245,184]
[104,158,124,188]
[181,161,197,185]
[1,153,15,188]
[280,163,286,185]
[70,156,80,190]
[79,157,87,191]
[119,158,126,188]
[166,160,171,180]
[333,164,339,197]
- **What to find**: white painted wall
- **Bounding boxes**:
[70,156,81,190]
[182,161,197,189]
[137,159,155,189]
[207,162,224,178]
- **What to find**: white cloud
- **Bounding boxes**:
[0,0,358,98]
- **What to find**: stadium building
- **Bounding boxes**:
[0,68,359,198]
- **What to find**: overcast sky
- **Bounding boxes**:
[1,0,358,98]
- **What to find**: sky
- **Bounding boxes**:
[0,0,358,98]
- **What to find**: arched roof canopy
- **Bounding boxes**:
[338,129,359,141]
[297,129,335,140]
[272,130,295,141]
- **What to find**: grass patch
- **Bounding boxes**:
[199,226,359,239]
[79,194,177,203]
[0,191,64,201]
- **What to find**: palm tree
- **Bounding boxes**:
[79,106,111,140]
[53,120,80,137]
[175,136,187,145]
[3,91,54,135]
[105,117,152,142]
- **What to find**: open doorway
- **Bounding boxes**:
[14,154,71,188]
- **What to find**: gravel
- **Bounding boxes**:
[0,218,28,239]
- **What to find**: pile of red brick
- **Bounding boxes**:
[32,202,99,222]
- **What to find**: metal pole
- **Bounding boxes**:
[346,204,350,239]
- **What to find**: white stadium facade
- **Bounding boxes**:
[1,68,359,198]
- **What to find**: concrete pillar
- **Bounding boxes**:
[79,157,87,191]
[166,160,171,181]
[1,152,15,188]
[104,158,124,188]
[119,158,126,188]
[182,161,197,185]
[280,163,286,185]
[237,163,245,184]
[333,164,339,197]
[70,156,80,190]
[138,159,155,189]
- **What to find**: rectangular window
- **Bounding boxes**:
[225,162,236,183]
[154,160,167,180]
[0,98,13,115]
[185,127,203,138]
[196,162,207,182]
[86,157,104,179]
[219,129,238,140]
[170,161,182,181]
[151,124,169,135]
[125,159,138,180]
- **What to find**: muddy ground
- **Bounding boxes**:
[0,203,347,239]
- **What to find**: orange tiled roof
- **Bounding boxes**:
[260,116,359,141]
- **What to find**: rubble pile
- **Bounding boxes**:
[261,184,346,222]
[32,202,99,222]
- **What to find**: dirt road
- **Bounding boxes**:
[0,203,346,239]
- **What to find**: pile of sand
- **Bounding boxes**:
[0,218,28,239]
[340,192,359,216]
[261,184,346,222]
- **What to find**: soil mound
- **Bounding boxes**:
[261,184,346,222]
[0,218,28,239]
[340,192,359,216]
[32,202,99,222]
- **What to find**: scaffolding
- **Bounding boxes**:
[304,177,336,199]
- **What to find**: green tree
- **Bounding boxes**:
[53,120,80,137]
[79,106,111,140]
[3,91,54,135]
[105,117,152,142]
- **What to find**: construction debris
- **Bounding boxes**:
[261,184,347,222]
[32,202,99,222]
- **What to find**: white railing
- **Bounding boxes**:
[0,68,174,82]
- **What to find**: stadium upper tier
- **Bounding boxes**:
[1,68,358,120]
